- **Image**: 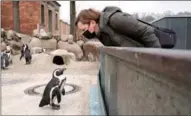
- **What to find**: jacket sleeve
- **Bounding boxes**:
[108,12,161,48]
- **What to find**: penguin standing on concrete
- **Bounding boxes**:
[39,68,67,110]
[6,45,12,64]
[20,44,32,64]
[1,51,9,69]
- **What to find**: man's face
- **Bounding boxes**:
[77,20,96,33]
[77,20,97,39]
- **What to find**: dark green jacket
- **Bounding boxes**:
[97,6,161,48]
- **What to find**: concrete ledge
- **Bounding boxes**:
[99,47,191,115]
[99,47,191,89]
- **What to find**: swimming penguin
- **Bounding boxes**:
[39,68,67,110]
[20,44,32,64]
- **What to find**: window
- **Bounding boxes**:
[41,5,44,25]
[55,13,58,30]
[48,10,52,32]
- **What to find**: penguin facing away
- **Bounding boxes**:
[20,44,32,64]
[39,68,67,110]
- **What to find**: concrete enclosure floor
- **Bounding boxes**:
[1,53,99,115]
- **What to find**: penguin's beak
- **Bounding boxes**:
[60,68,66,72]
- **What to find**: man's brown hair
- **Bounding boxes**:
[75,8,100,26]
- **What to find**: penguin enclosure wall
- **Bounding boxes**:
[99,47,191,115]
[53,56,64,65]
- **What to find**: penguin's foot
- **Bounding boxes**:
[51,104,60,110]
[61,89,65,95]
[52,105,60,110]
[26,62,30,65]
[2,67,8,70]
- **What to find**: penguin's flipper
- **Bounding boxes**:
[39,98,49,107]
[53,87,61,103]
[59,78,66,95]
[61,88,65,95]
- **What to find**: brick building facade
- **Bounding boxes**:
[1,1,61,36]
[60,20,70,36]
[59,20,85,41]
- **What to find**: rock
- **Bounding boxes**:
[10,40,22,50]
[1,28,6,38]
[82,41,103,62]
[41,38,57,50]
[1,37,5,42]
[58,41,83,60]
[68,52,76,61]
[60,34,68,42]
[50,49,71,65]
[11,49,20,55]
[54,36,61,41]
[39,29,51,40]
[29,37,42,48]
[9,40,22,55]
[68,34,74,44]
[6,30,13,40]
[4,39,11,46]
[15,33,22,39]
[6,30,21,42]
[6,30,15,40]
[32,29,39,38]
[18,33,32,44]
[68,39,73,44]
[47,32,53,39]
[87,53,95,62]
[1,41,7,52]
[16,33,22,38]
[68,34,73,39]
[31,47,44,54]
[77,40,85,47]
[6,45,11,52]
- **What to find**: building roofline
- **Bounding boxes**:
[60,20,70,25]
[150,15,191,24]
[53,1,61,7]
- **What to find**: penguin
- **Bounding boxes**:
[1,51,9,69]
[52,67,67,96]
[59,76,67,96]
[5,45,12,64]
[39,68,67,110]
[20,44,32,64]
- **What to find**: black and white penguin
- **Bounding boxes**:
[39,68,67,110]
[52,67,67,96]
[20,44,32,64]
[6,45,12,64]
[1,51,9,69]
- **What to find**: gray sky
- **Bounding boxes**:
[57,1,191,24]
